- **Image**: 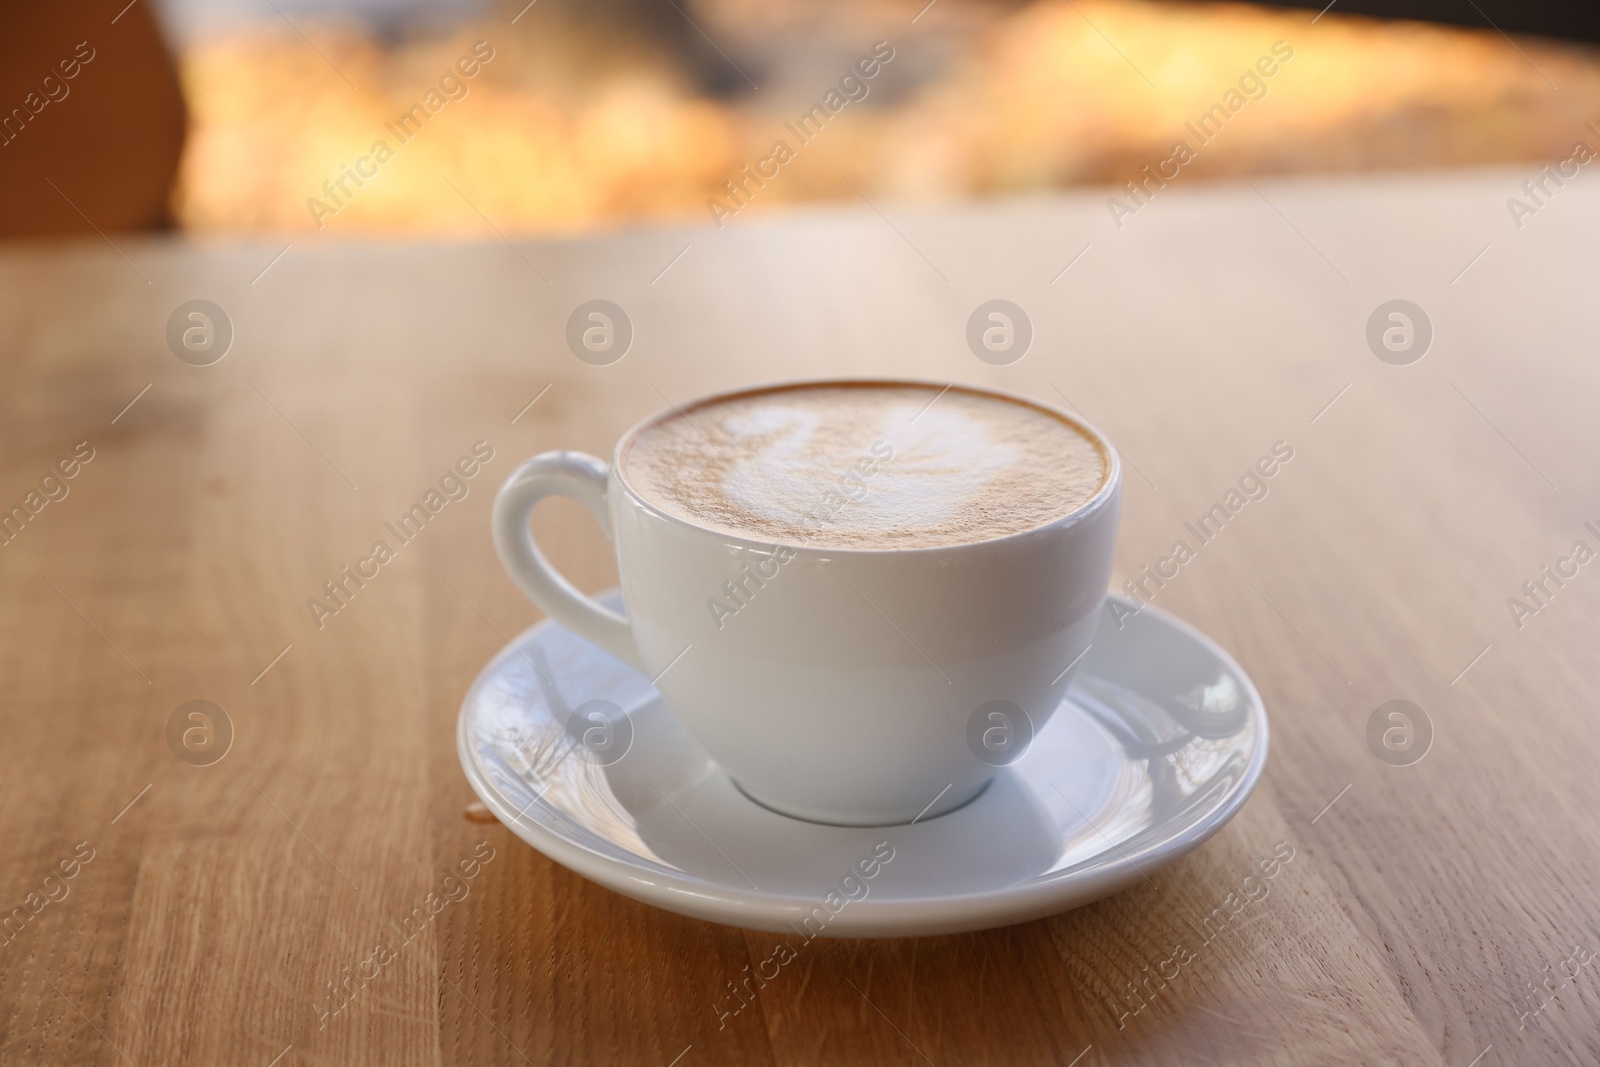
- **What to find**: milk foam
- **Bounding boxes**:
[622,384,1107,548]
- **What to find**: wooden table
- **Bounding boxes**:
[3,168,1598,1065]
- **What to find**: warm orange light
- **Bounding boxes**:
[171,0,1600,235]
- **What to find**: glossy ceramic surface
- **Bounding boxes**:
[458,593,1268,937]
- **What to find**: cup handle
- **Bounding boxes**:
[492,451,644,671]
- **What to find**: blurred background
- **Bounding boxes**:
[4,0,1599,239]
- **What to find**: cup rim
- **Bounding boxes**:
[609,376,1123,555]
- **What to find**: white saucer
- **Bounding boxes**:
[457,593,1268,937]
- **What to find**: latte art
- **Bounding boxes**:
[621,382,1109,549]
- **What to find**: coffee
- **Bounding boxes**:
[621,382,1109,549]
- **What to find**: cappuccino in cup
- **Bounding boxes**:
[494,380,1121,826]
[622,382,1109,549]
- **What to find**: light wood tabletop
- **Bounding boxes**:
[2,167,1598,1066]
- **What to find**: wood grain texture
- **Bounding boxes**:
[2,168,1599,1065]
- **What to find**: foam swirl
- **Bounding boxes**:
[623,383,1107,549]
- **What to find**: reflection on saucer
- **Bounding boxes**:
[459,593,1267,936]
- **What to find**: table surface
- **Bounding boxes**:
[2,167,1598,1066]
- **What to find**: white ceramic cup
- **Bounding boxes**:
[493,380,1122,826]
